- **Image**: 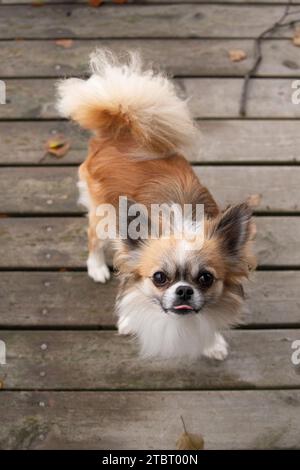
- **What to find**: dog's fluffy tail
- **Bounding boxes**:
[56,50,197,155]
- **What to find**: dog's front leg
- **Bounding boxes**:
[87,213,110,283]
[203,333,228,361]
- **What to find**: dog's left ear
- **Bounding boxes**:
[213,203,253,256]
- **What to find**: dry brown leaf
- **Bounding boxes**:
[176,416,204,450]
[293,30,300,47]
[55,39,74,49]
[32,0,45,6]
[229,49,247,62]
[46,135,70,158]
[88,0,104,6]
[176,431,205,450]
[247,193,262,209]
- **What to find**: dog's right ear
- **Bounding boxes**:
[118,198,149,250]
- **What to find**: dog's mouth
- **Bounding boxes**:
[158,299,201,315]
[168,304,200,315]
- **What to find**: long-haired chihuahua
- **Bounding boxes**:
[57,50,256,360]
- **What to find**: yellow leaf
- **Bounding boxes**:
[46,135,70,158]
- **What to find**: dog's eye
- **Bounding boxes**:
[198,271,214,289]
[152,271,167,286]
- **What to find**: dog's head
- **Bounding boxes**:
[114,202,255,358]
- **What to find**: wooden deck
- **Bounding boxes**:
[0,0,300,450]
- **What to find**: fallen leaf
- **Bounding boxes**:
[32,0,45,6]
[55,39,74,49]
[176,432,205,450]
[247,193,262,209]
[88,0,104,6]
[46,135,70,158]
[176,416,204,450]
[229,49,247,62]
[293,30,300,47]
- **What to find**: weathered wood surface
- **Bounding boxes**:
[1,120,300,165]
[0,217,298,268]
[0,218,88,268]
[1,166,299,214]
[2,39,300,78]
[0,390,299,450]
[0,271,299,327]
[0,330,299,389]
[2,78,300,119]
[0,5,299,39]
[2,0,299,4]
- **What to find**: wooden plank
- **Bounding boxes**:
[0,122,87,165]
[0,391,299,450]
[0,5,299,40]
[183,78,300,118]
[2,78,300,119]
[1,120,300,165]
[0,271,299,327]
[0,218,88,268]
[0,217,298,267]
[1,166,299,214]
[0,167,80,214]
[2,39,300,78]
[0,330,299,389]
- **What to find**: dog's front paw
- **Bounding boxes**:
[203,333,228,361]
[87,258,111,283]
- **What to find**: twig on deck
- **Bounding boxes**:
[239,0,300,117]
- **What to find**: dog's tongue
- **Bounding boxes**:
[174,305,193,310]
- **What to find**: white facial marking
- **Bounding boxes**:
[116,281,217,359]
[176,239,192,268]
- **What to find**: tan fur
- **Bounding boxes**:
[81,133,255,311]
[58,50,256,356]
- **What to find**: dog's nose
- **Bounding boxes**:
[175,285,194,300]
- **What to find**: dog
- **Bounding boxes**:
[57,50,255,359]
